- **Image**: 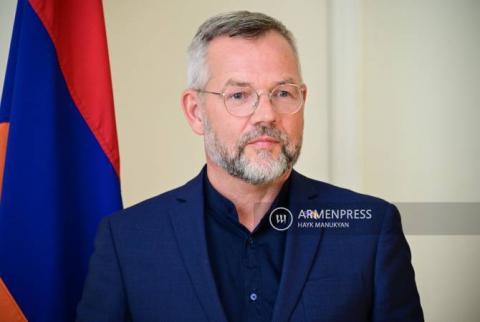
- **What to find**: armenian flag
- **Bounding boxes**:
[0,0,122,321]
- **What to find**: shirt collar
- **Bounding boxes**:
[203,169,292,232]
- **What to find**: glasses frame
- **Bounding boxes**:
[195,82,306,117]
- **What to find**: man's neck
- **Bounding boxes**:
[205,161,292,232]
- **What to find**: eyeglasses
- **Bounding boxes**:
[195,83,305,117]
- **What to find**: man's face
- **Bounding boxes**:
[200,31,305,185]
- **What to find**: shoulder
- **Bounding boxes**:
[292,171,398,230]
[293,170,391,205]
[102,176,198,230]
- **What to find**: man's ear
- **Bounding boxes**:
[181,89,205,135]
[301,84,308,108]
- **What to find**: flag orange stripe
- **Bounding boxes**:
[0,278,28,322]
[0,122,9,201]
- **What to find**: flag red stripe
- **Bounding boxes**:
[28,0,120,176]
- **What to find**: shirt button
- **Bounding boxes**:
[247,237,254,247]
[249,292,258,301]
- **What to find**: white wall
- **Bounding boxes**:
[362,0,480,202]
[1,0,479,320]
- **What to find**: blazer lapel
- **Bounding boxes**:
[168,167,228,322]
[272,170,324,322]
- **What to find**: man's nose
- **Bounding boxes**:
[249,92,277,124]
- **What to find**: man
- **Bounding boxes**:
[77,11,424,322]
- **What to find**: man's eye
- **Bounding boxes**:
[228,92,247,100]
[273,90,292,98]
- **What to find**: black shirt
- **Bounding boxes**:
[203,172,291,322]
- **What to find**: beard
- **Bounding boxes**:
[202,117,302,185]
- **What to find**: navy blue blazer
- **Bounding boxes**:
[77,168,423,322]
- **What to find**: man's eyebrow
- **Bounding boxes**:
[224,77,297,87]
[224,79,251,87]
[276,77,295,85]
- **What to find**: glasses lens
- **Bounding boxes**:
[223,85,256,117]
[271,84,303,114]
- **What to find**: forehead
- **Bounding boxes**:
[205,31,301,86]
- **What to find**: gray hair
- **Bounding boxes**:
[187,11,300,89]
